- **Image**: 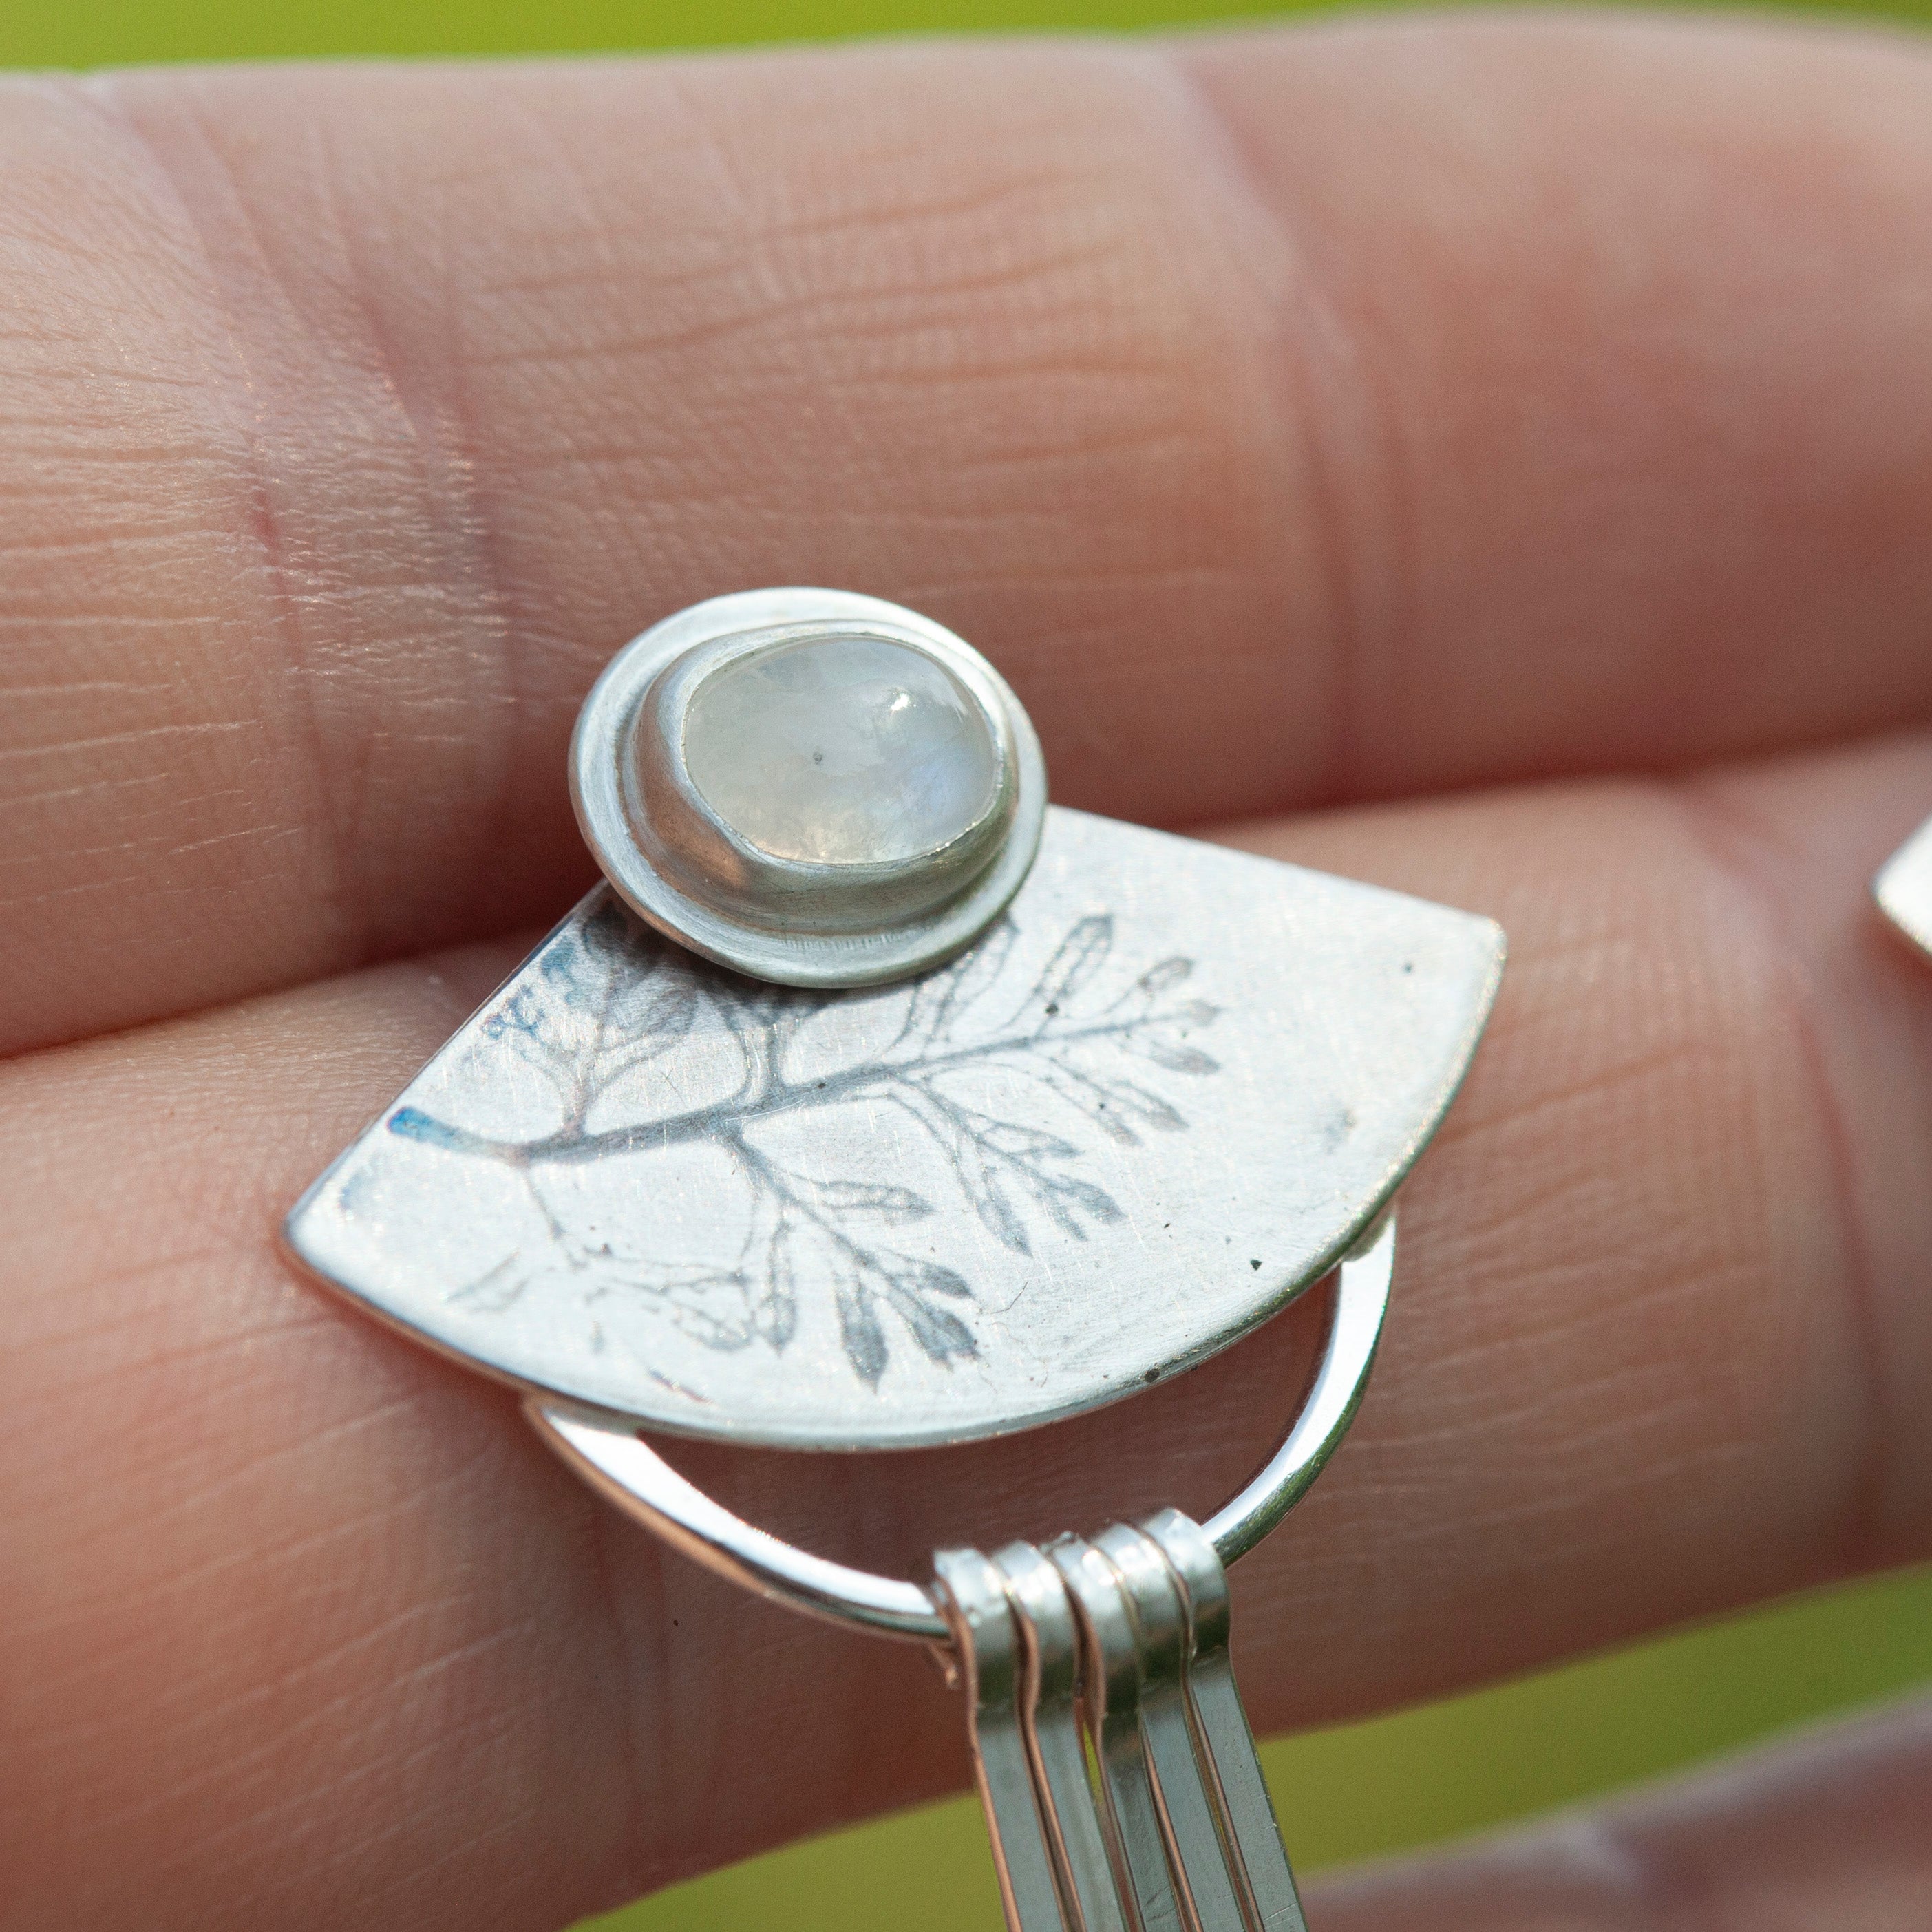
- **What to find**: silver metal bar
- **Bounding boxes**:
[1143,1510,1307,1932]
[1205,1213,1394,1567]
[1050,1536,1187,1932]
[933,1548,1069,1932]
[995,1542,1129,1932]
[530,1396,948,1641]
[1094,1526,1248,1932]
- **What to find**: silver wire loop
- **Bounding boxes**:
[990,1543,1127,1932]
[933,1549,1068,1930]
[524,1214,1395,1647]
[944,1513,1310,1932]
[1092,1524,1246,1929]
[1045,1534,1187,1931]
[1141,1509,1307,1932]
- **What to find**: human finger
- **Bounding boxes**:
[1312,1695,1932,1931]
[6,16,1932,1051]
[4,731,1931,1926]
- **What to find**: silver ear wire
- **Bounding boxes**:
[284,588,1502,1932]
[1092,1525,1252,1932]
[1143,1509,1308,1932]
[993,1543,1129,1932]
[1048,1535,1189,1932]
[933,1548,1069,1932]
[946,1511,1313,1932]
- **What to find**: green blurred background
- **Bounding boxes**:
[8,0,1930,1925]
[3,0,1929,64]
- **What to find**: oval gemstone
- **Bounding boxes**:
[682,635,1000,867]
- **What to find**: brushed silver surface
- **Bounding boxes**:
[1876,815,1932,962]
[288,810,1498,1450]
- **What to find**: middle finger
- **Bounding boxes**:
[9,22,1932,1052]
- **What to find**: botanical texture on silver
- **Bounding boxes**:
[286,808,1502,1449]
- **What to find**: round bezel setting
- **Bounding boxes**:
[571,588,1047,986]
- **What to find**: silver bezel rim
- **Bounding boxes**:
[571,588,1048,987]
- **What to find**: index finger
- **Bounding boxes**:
[4,14,1931,1052]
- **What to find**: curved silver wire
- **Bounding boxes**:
[525,1214,1396,1646]
[931,1549,1068,1929]
[1204,1211,1394,1564]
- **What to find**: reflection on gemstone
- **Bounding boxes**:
[682,634,1000,866]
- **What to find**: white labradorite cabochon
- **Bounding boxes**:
[681,634,1002,868]
[571,589,1046,987]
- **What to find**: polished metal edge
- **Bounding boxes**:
[1875,814,1932,963]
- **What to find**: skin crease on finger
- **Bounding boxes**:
[1,18,1932,1052]
[3,11,1932,1932]
[4,732,1932,1932]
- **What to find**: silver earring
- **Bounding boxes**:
[286,588,1504,1930]
[1877,815,1932,963]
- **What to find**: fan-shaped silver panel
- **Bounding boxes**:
[286,809,1503,1450]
